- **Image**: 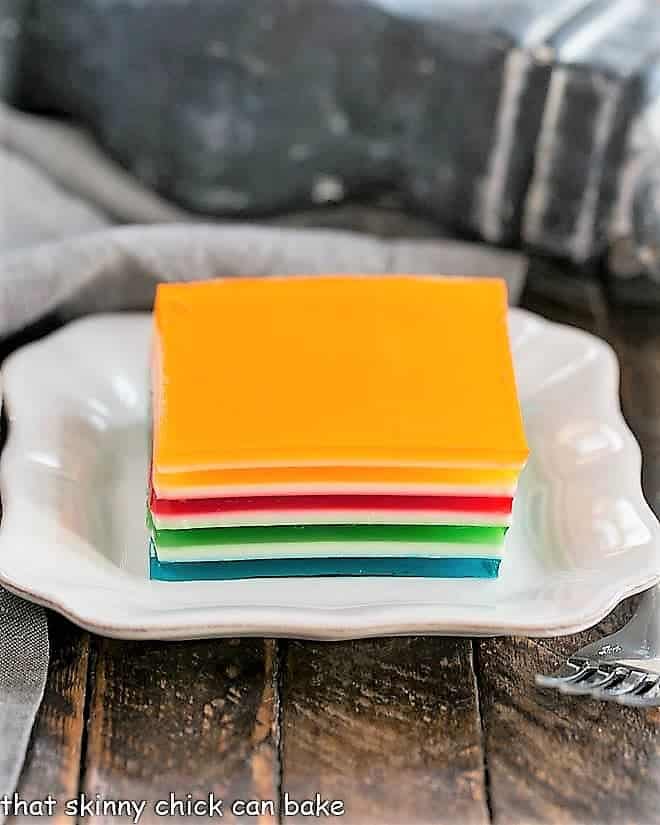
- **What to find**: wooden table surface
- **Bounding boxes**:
[6,268,660,825]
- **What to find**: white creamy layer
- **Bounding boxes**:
[154,481,518,498]
[151,509,512,530]
[153,541,505,564]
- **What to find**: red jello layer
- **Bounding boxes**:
[150,489,513,517]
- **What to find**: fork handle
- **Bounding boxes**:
[622,585,660,653]
[579,585,660,662]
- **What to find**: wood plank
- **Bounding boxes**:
[476,290,660,825]
[10,614,89,825]
[281,637,488,825]
[81,636,278,824]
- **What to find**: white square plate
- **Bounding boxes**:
[1,310,658,639]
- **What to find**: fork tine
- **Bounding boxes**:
[617,677,660,707]
[593,669,649,699]
[558,665,625,696]
[535,658,591,689]
[534,587,660,705]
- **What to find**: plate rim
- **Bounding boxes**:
[1,308,659,640]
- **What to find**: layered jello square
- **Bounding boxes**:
[148,275,527,581]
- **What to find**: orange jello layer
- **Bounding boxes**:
[152,276,529,473]
[153,465,520,499]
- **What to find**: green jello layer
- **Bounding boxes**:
[148,513,506,549]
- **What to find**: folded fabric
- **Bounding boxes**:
[0,224,527,341]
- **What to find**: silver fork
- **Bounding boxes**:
[536,586,660,707]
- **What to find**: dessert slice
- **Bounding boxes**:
[149,275,527,581]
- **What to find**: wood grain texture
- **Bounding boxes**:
[281,637,488,825]
[80,636,278,824]
[475,281,660,825]
[10,614,90,825]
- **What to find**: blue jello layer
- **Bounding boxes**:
[149,551,501,581]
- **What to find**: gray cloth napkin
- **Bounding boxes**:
[0,101,188,243]
[0,589,49,824]
[0,223,528,338]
